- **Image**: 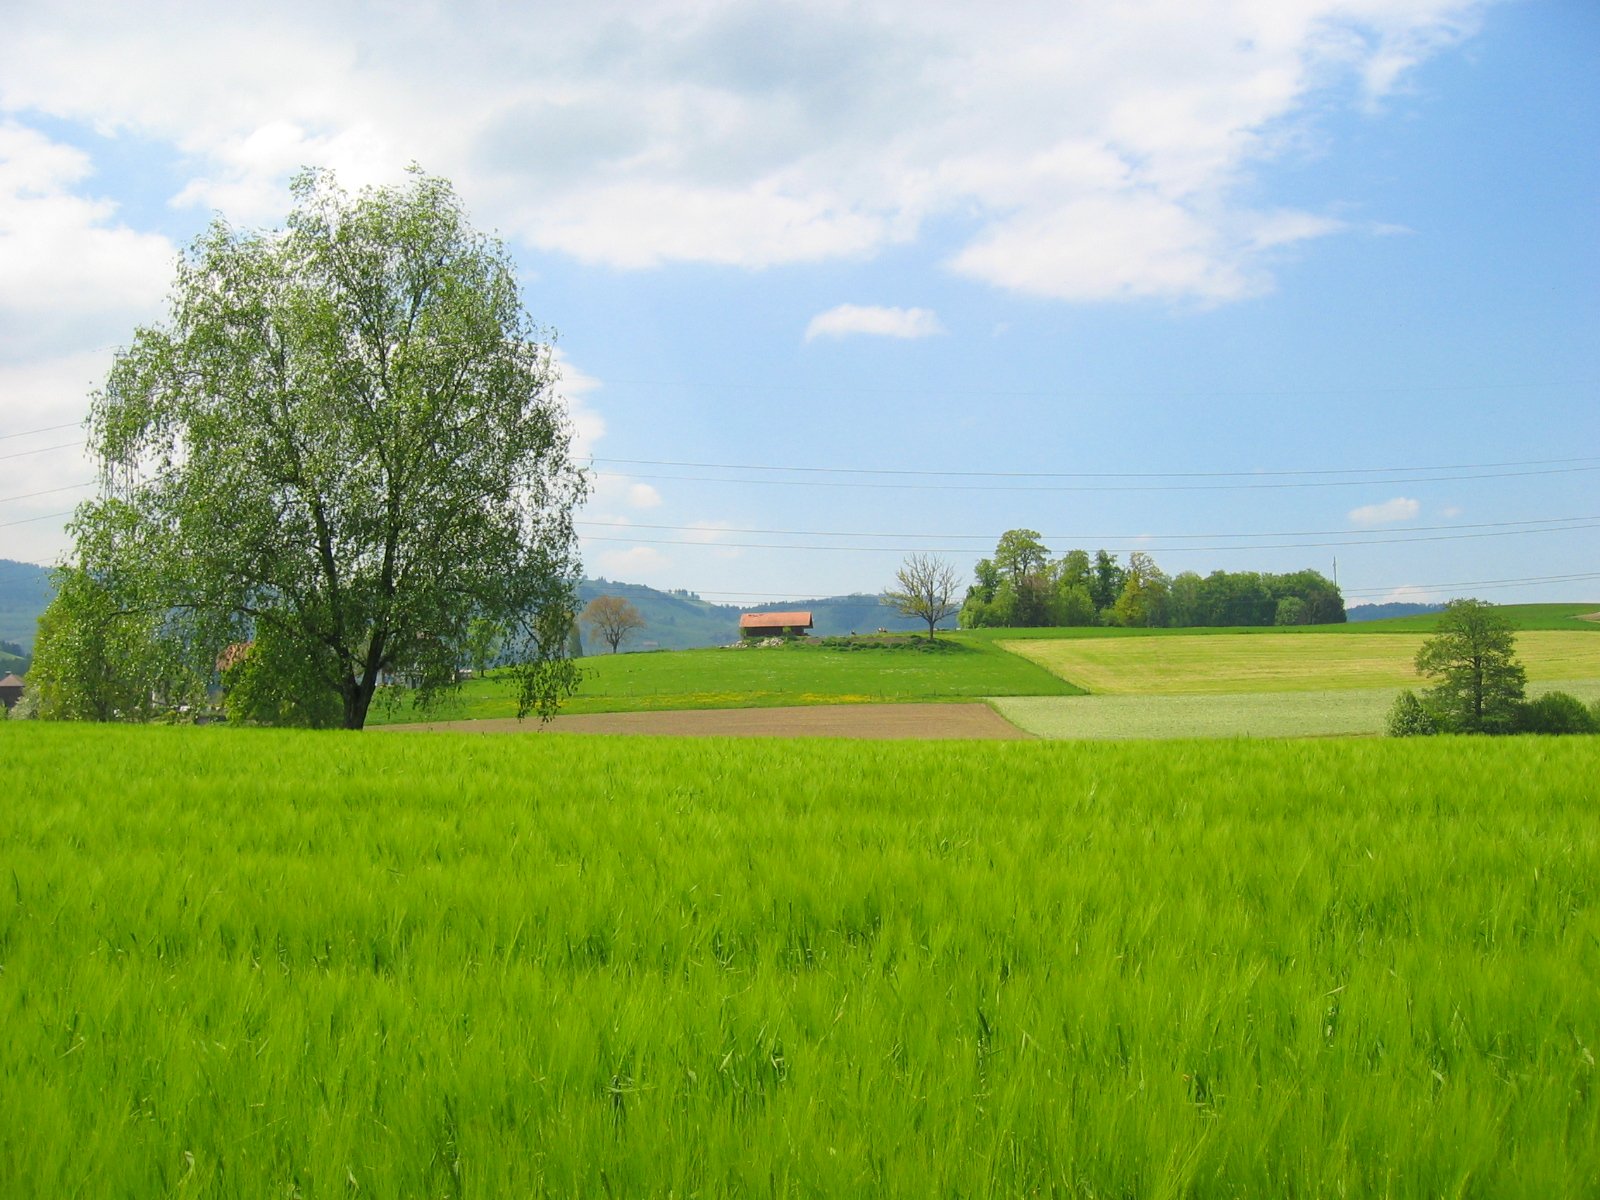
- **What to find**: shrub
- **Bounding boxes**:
[1514,691,1599,735]
[1386,690,1440,737]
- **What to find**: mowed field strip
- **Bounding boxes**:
[1001,629,1600,695]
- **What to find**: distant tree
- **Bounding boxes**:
[993,530,1050,582]
[1274,596,1307,626]
[1385,689,1440,737]
[1414,599,1526,733]
[582,595,646,653]
[1513,691,1598,735]
[884,554,961,641]
[1091,550,1126,612]
[1112,551,1171,628]
[465,618,506,677]
[1057,584,1097,627]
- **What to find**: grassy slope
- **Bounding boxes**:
[370,635,1080,723]
[3,724,1596,1197]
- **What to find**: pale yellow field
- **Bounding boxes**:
[1000,630,1600,695]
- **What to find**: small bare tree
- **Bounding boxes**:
[884,554,961,641]
[581,595,647,653]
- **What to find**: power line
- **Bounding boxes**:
[575,514,1600,542]
[0,440,86,463]
[595,375,1594,401]
[1340,570,1600,598]
[0,422,81,442]
[579,519,1600,556]
[0,482,96,505]
[592,452,1600,481]
[592,463,1600,493]
[0,509,74,530]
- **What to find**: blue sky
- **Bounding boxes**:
[1,0,1595,608]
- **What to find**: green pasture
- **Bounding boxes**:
[2,723,1597,1197]
[997,678,1600,740]
[371,635,1080,723]
[1002,629,1600,696]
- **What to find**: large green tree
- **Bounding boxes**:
[73,168,587,729]
[1413,598,1526,733]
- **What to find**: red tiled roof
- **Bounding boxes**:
[738,611,813,628]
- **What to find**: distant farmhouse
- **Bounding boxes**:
[738,611,813,639]
[0,673,23,711]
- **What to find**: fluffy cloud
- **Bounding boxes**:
[1349,497,1422,525]
[805,304,945,342]
[0,123,174,355]
[0,0,1488,305]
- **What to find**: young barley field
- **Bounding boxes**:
[3,723,1596,1197]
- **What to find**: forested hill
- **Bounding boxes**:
[0,564,922,660]
[577,580,926,651]
[0,559,53,652]
[1347,602,1448,622]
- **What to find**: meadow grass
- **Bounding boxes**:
[996,678,1600,740]
[370,635,1080,724]
[2,722,1596,1196]
[1001,630,1600,695]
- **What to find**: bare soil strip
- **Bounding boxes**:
[382,702,1032,740]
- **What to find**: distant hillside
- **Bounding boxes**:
[0,559,53,652]
[1347,601,1447,623]
[576,580,932,651]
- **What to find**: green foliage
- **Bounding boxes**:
[1111,551,1170,628]
[71,168,585,729]
[1414,598,1527,733]
[1385,689,1440,737]
[221,629,344,728]
[26,566,202,721]
[3,725,1597,1196]
[1514,690,1598,735]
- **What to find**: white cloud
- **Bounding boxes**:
[0,123,174,355]
[595,545,671,579]
[1377,584,1442,605]
[627,483,663,509]
[805,304,945,342]
[1349,496,1421,525]
[0,0,1488,305]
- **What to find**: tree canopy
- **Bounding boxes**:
[958,532,1344,631]
[1413,598,1526,733]
[65,168,587,729]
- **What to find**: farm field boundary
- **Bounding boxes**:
[384,701,1032,739]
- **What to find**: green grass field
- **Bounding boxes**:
[370,635,1081,724]
[1001,629,1600,696]
[3,722,1597,1196]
